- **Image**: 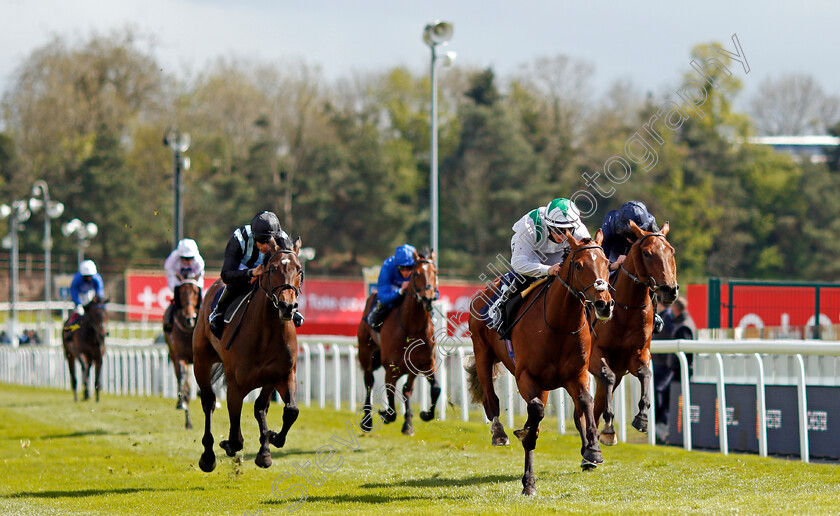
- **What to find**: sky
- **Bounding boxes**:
[1,0,838,109]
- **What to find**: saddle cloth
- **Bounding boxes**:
[210,288,253,324]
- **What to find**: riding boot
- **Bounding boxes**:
[487,285,511,333]
[366,302,388,329]
[208,286,232,338]
[653,313,664,334]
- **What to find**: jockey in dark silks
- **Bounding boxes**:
[365,244,417,329]
[208,211,303,338]
[600,200,665,333]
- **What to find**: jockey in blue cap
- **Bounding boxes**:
[365,244,417,329]
[600,200,665,333]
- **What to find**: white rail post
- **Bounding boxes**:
[754,353,768,457]
[554,389,566,435]
[315,343,325,409]
[795,354,810,463]
[715,353,728,455]
[333,345,341,411]
[457,347,469,422]
[348,346,357,413]
[677,351,692,451]
[648,360,656,446]
[300,342,311,408]
[506,371,515,429]
[438,347,447,421]
[617,378,627,443]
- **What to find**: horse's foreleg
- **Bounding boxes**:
[176,361,189,410]
[94,358,103,403]
[361,368,376,432]
[183,363,193,429]
[401,373,416,436]
[632,361,652,433]
[269,372,299,449]
[474,347,508,446]
[512,385,547,496]
[80,355,91,401]
[194,357,217,472]
[220,382,245,457]
[596,357,618,446]
[253,386,274,468]
[420,372,441,422]
[569,380,604,470]
[378,368,398,424]
[66,354,78,402]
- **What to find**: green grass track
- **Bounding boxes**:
[1,383,838,515]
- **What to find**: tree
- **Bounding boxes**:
[749,73,840,135]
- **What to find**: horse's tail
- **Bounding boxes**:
[210,362,226,389]
[463,355,501,404]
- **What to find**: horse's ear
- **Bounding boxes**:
[660,222,670,236]
[293,236,302,254]
[413,249,420,262]
[628,220,645,238]
[430,249,436,263]
[564,228,580,247]
[594,228,604,246]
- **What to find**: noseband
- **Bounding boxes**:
[409,259,439,303]
[259,249,303,309]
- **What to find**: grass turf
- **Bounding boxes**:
[1,382,838,515]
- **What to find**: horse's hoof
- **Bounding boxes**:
[268,431,286,449]
[255,452,272,469]
[522,483,537,496]
[583,449,604,466]
[632,414,648,433]
[419,410,434,422]
[378,409,396,424]
[199,452,216,472]
[492,434,510,446]
[580,459,598,471]
[359,412,373,432]
[401,422,414,436]
[599,431,617,446]
[220,440,240,457]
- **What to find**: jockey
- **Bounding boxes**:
[163,238,205,334]
[66,260,105,328]
[208,211,303,338]
[600,200,664,333]
[365,244,416,329]
[487,198,590,333]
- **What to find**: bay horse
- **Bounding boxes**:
[466,230,614,495]
[164,278,202,429]
[357,249,440,436]
[193,237,303,472]
[589,220,678,445]
[62,296,108,402]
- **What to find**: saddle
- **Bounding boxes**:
[483,272,543,339]
[210,287,253,325]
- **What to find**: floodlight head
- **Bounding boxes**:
[62,218,82,237]
[299,247,316,261]
[182,156,191,171]
[86,222,98,237]
[424,21,454,47]
[0,204,11,219]
[441,51,457,67]
[29,198,43,213]
[47,201,65,219]
[178,133,190,152]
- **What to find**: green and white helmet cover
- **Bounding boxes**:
[543,198,581,230]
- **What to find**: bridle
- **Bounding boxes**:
[542,243,610,335]
[174,279,201,330]
[615,232,668,310]
[409,259,439,304]
[258,249,303,310]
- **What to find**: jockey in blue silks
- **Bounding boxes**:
[66,260,105,328]
[365,244,417,329]
[600,200,665,333]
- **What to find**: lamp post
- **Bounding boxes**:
[423,21,456,269]
[29,180,65,346]
[1,200,32,346]
[163,127,191,249]
[61,218,98,265]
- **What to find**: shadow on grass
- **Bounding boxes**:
[40,429,130,439]
[5,487,203,499]
[241,448,318,461]
[361,473,520,489]
[264,493,462,505]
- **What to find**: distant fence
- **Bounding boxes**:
[2,335,840,463]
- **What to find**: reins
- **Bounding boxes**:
[398,259,437,336]
[613,232,666,311]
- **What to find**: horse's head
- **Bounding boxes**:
[176,280,202,329]
[260,236,304,322]
[409,249,438,313]
[84,297,109,340]
[627,220,679,305]
[561,229,614,320]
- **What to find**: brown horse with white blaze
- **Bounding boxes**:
[193,237,303,472]
[164,278,202,429]
[589,221,678,445]
[357,249,440,436]
[466,230,614,495]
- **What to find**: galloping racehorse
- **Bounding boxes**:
[164,278,202,429]
[467,231,614,495]
[357,249,440,436]
[589,221,678,445]
[62,296,108,402]
[193,237,303,471]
